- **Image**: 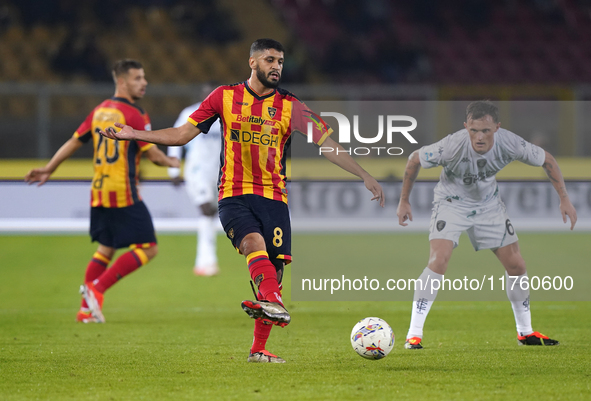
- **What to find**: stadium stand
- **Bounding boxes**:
[272,0,591,84]
[2,0,591,158]
[2,0,590,85]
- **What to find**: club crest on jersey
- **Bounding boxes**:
[228,228,234,239]
[477,159,487,168]
[436,220,446,231]
[267,107,277,118]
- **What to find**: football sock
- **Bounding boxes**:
[505,272,533,335]
[196,216,217,267]
[247,251,282,305]
[94,248,149,294]
[81,252,111,309]
[407,267,443,339]
[251,319,273,353]
[85,252,111,282]
[251,289,275,353]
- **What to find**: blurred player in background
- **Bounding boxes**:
[25,59,180,323]
[168,85,222,276]
[100,38,385,363]
[397,100,577,349]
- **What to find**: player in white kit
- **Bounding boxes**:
[168,99,222,276]
[396,101,577,348]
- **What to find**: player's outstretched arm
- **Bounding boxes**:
[320,136,385,207]
[100,121,201,146]
[25,137,83,186]
[542,151,577,230]
[397,150,421,226]
[144,146,181,168]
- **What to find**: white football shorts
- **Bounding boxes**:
[185,166,218,206]
[428,197,518,251]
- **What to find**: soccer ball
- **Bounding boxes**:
[350,317,395,360]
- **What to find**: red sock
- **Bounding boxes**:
[94,248,149,293]
[251,319,273,353]
[246,251,282,305]
[81,252,111,309]
[85,252,111,282]
[250,285,283,354]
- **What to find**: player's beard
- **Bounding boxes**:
[131,88,145,101]
[256,66,280,89]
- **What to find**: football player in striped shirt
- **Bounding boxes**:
[100,39,385,363]
[26,59,180,324]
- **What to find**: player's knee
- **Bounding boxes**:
[428,252,450,274]
[428,258,448,274]
[97,245,116,259]
[143,245,158,260]
[240,233,266,256]
[506,258,526,276]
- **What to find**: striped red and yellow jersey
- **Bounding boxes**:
[74,97,154,208]
[188,81,332,204]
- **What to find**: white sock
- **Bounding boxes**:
[406,267,443,340]
[506,272,533,336]
[196,216,218,267]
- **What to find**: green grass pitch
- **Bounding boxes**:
[1,233,590,400]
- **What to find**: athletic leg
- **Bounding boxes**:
[194,215,219,276]
[82,202,157,323]
[493,242,534,336]
[242,233,280,301]
[405,239,454,348]
[94,244,157,293]
[494,242,531,333]
[494,242,559,345]
[80,245,157,323]
[77,244,115,322]
[241,236,288,362]
[218,196,290,362]
[248,259,286,363]
[86,245,115,282]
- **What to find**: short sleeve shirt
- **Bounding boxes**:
[74,97,153,208]
[187,81,332,203]
[418,128,545,204]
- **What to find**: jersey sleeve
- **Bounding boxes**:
[188,88,222,133]
[418,135,451,169]
[73,110,94,143]
[504,130,545,167]
[290,100,333,146]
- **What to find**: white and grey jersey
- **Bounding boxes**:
[418,128,545,205]
[167,102,222,179]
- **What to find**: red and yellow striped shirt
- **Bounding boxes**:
[188,81,331,203]
[74,97,153,208]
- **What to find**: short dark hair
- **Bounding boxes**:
[466,100,499,123]
[250,38,285,57]
[111,59,143,81]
